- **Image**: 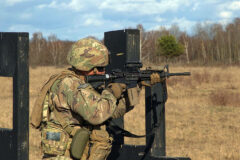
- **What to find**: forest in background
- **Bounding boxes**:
[29,17,240,67]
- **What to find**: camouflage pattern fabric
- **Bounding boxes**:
[88,128,113,160]
[50,76,117,125]
[43,155,73,160]
[41,122,70,156]
[42,126,112,160]
[67,38,109,71]
[41,71,129,160]
[112,97,133,119]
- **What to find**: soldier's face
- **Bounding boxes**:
[86,67,105,75]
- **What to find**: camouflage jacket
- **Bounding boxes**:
[49,74,126,126]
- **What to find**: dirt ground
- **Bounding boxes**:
[0,65,239,160]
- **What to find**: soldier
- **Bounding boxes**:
[30,37,161,160]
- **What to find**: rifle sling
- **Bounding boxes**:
[107,121,155,138]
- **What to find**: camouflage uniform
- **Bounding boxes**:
[39,38,130,160]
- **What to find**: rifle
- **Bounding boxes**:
[85,62,190,88]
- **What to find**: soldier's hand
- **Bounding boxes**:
[150,73,163,85]
[107,83,126,99]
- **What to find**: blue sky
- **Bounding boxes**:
[0,0,240,41]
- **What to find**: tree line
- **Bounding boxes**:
[29,17,240,66]
[29,33,74,67]
[140,18,240,65]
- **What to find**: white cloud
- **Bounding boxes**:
[219,11,233,19]
[68,0,85,11]
[228,1,240,10]
[37,1,71,10]
[192,2,199,11]
[149,25,170,31]
[3,0,238,41]
[5,0,31,6]
[37,0,84,11]
[148,17,196,32]
[8,24,39,33]
[37,0,100,12]
[216,1,238,24]
[218,19,232,26]
[217,1,240,14]
[19,13,32,20]
[99,0,192,15]
[82,14,103,26]
[155,17,165,23]
[205,0,221,3]
[71,12,132,29]
[171,17,196,31]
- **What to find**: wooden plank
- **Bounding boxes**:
[0,32,17,77]
[14,33,29,160]
[0,129,15,159]
[145,82,168,157]
[0,32,29,160]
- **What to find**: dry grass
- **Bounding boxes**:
[0,77,13,129]
[209,90,240,107]
[0,65,240,160]
[125,66,240,160]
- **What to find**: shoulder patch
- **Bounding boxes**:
[77,83,89,89]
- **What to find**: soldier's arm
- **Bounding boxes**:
[111,86,140,119]
[58,77,117,125]
[111,97,134,119]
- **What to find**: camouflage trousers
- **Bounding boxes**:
[42,126,112,160]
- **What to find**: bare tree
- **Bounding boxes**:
[47,34,61,65]
[29,32,47,66]
[169,24,182,39]
[180,32,190,64]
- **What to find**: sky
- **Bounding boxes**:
[0,0,240,41]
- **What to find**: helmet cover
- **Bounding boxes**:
[67,38,109,71]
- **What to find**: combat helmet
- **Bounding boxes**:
[67,38,109,71]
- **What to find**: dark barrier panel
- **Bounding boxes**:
[105,29,141,159]
[0,32,29,160]
[145,82,168,157]
[104,29,191,160]
[105,29,141,146]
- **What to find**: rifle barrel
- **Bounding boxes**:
[167,72,191,76]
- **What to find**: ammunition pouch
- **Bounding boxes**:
[88,129,113,160]
[70,128,91,159]
[41,122,69,156]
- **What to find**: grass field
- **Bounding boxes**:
[0,65,239,160]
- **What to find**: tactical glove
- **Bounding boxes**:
[150,73,162,85]
[107,83,126,99]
